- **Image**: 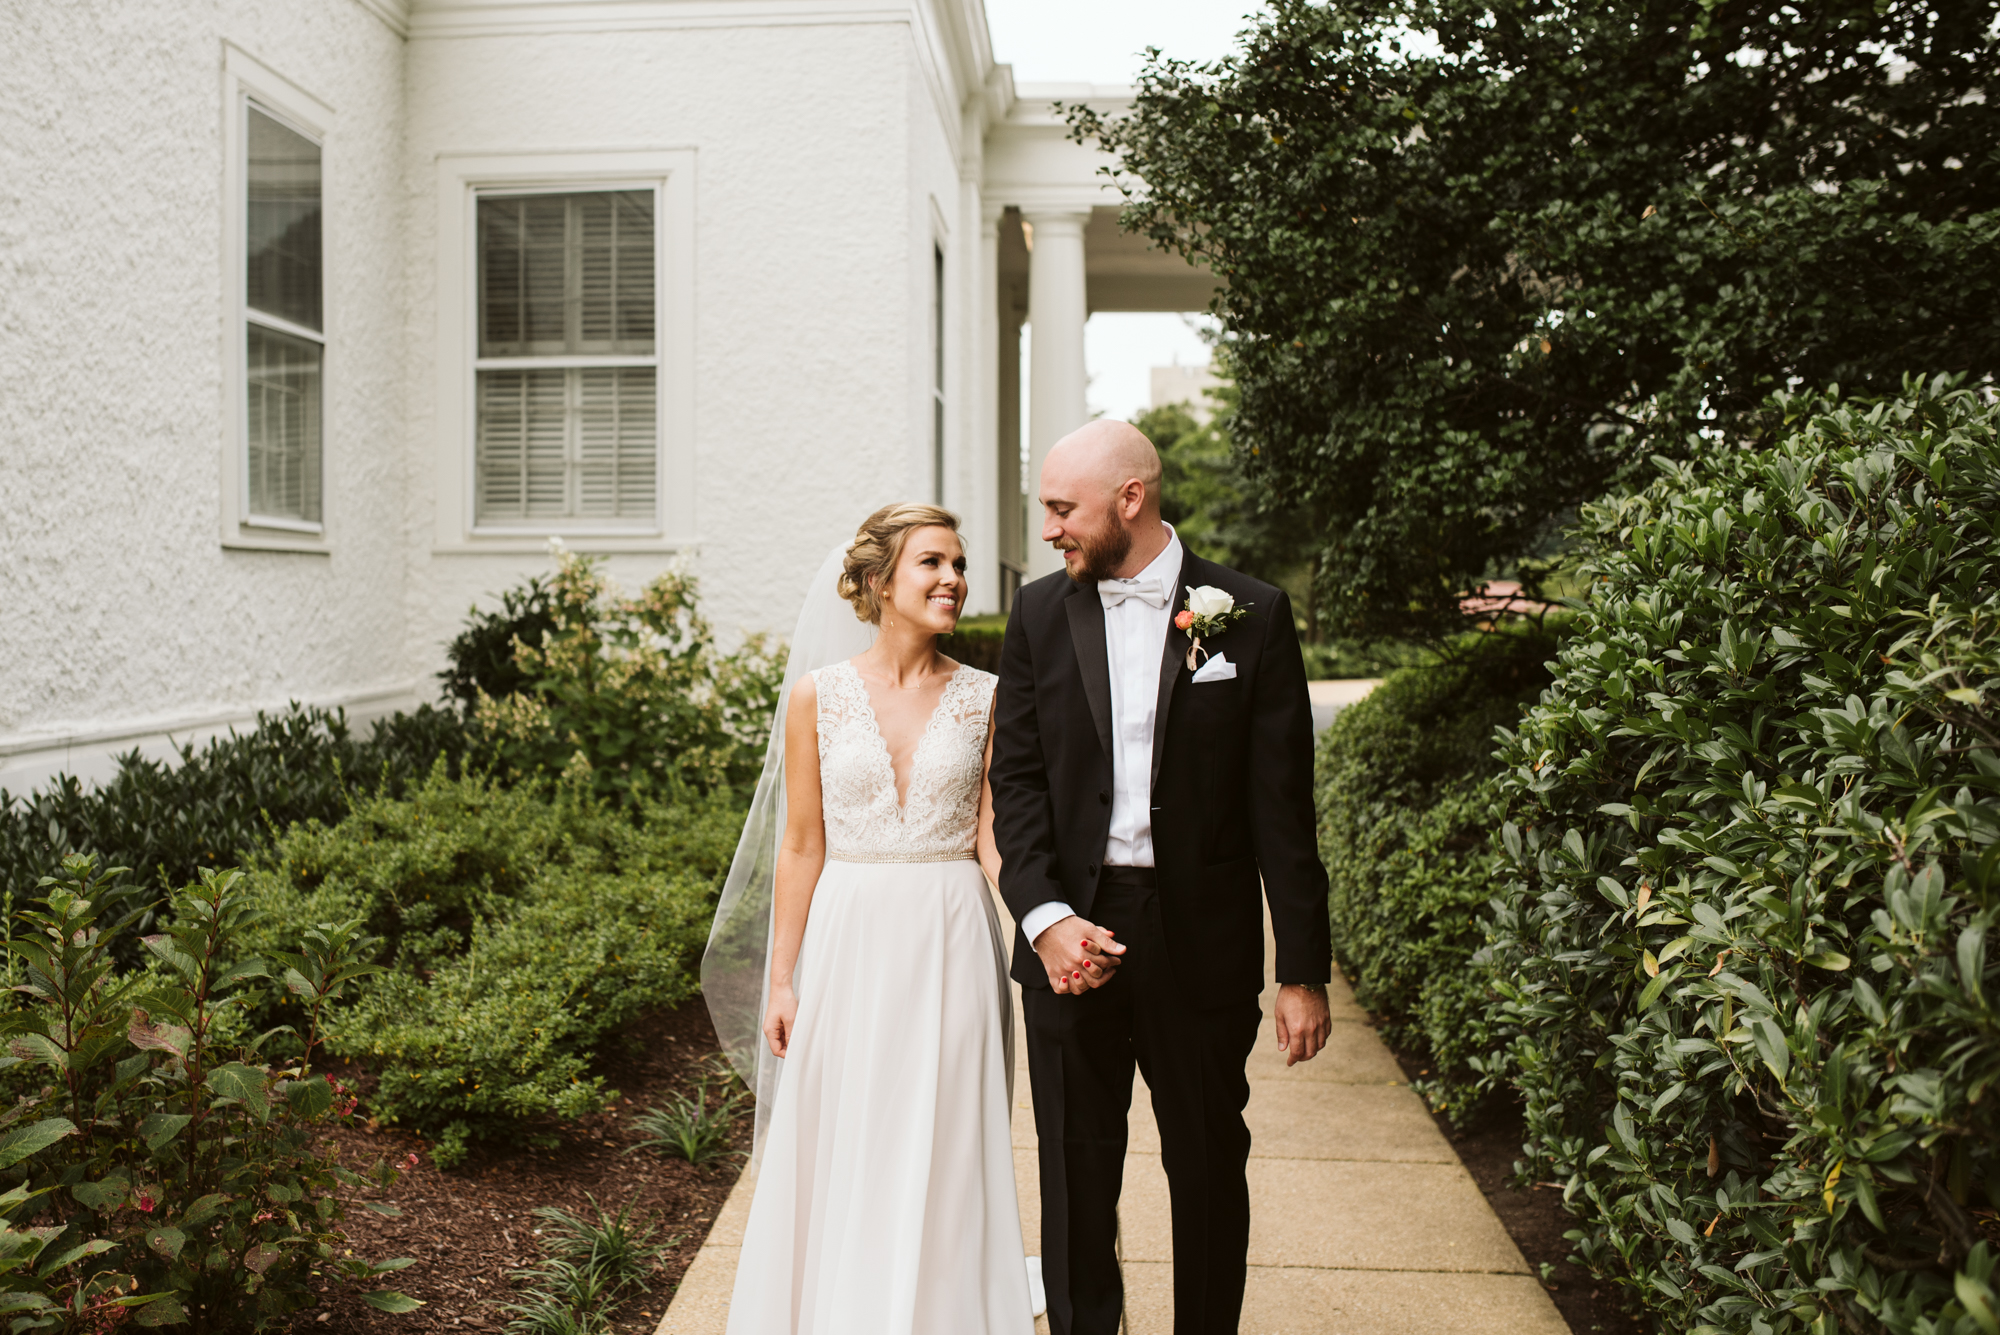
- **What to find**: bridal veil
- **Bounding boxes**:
[701,542,875,1161]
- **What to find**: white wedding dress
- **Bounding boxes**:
[725,660,1035,1335]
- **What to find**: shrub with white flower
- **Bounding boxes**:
[474,550,784,802]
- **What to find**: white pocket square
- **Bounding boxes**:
[1191,653,1237,683]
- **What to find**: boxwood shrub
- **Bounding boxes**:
[1490,379,2000,1334]
[1314,625,1554,1119]
[235,766,742,1165]
[0,704,468,918]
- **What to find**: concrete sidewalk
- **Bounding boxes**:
[658,905,1565,1335]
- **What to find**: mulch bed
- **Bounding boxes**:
[306,998,749,1333]
[301,994,1649,1334]
[1384,1041,1651,1335]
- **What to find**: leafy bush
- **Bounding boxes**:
[474,550,783,803]
[0,704,469,922]
[1315,627,1553,1118]
[0,856,417,1330]
[236,766,742,1163]
[1297,637,1434,684]
[1489,379,2000,1334]
[939,621,1004,675]
[439,573,561,713]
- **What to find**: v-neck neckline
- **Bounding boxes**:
[844,659,964,815]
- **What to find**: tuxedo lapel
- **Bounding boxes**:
[1065,584,1115,761]
[1151,549,1194,790]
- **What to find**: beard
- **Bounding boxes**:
[1060,517,1133,584]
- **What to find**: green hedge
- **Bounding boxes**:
[235,766,741,1165]
[1315,626,1553,1118]
[941,622,1005,675]
[0,705,467,953]
[1491,380,2000,1333]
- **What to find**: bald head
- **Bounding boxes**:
[1038,419,1172,583]
[1042,419,1163,512]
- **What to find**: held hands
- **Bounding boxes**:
[1273,983,1332,1066]
[764,982,799,1058]
[1033,914,1127,994]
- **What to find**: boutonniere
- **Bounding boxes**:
[1174,585,1251,670]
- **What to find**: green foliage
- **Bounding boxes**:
[501,1197,667,1335]
[0,856,418,1330]
[474,550,784,803]
[1489,379,2000,1333]
[1071,0,2000,641]
[236,767,741,1158]
[938,625,1004,675]
[439,572,561,712]
[1298,638,1430,682]
[1315,627,1553,1118]
[1138,397,1331,634]
[626,1058,747,1167]
[0,705,469,940]
[528,1198,662,1286]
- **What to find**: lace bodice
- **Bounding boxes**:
[813,661,995,863]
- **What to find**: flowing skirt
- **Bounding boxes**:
[725,858,1035,1335]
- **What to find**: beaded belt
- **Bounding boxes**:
[828,850,978,865]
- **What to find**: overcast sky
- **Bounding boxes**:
[987,0,1264,85]
[986,1,1262,421]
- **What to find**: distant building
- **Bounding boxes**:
[1149,361,1224,424]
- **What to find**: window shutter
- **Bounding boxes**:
[246,323,322,523]
[246,108,322,333]
[243,103,323,527]
[476,369,567,521]
[575,368,656,518]
[474,188,658,525]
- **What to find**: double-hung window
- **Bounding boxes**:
[474,190,658,527]
[243,104,323,529]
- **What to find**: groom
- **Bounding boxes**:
[991,420,1332,1335]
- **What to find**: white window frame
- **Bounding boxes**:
[220,45,334,553]
[433,149,695,553]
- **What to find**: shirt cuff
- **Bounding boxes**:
[1020,901,1077,946]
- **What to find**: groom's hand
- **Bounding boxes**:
[1274,983,1332,1066]
[1032,915,1125,994]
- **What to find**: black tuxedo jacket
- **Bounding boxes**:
[989,546,1331,1002]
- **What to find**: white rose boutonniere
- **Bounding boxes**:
[1174,584,1252,670]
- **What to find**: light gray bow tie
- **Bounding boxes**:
[1099,578,1167,610]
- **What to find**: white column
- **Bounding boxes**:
[1023,208,1090,581]
[969,202,1003,614]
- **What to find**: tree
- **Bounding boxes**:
[1070,0,2000,640]
[1136,387,1330,640]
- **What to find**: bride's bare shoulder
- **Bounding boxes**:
[787,674,819,727]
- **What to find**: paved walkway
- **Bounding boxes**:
[658,894,1564,1335]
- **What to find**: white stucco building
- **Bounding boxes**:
[0,0,1216,792]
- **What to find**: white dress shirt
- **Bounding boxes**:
[1022,525,1182,946]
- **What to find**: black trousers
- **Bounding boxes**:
[1024,868,1263,1335]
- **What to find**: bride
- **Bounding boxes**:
[702,503,1037,1334]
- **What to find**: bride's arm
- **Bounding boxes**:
[976,697,1003,891]
[765,677,826,1058]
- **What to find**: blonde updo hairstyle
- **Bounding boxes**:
[838,502,962,625]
